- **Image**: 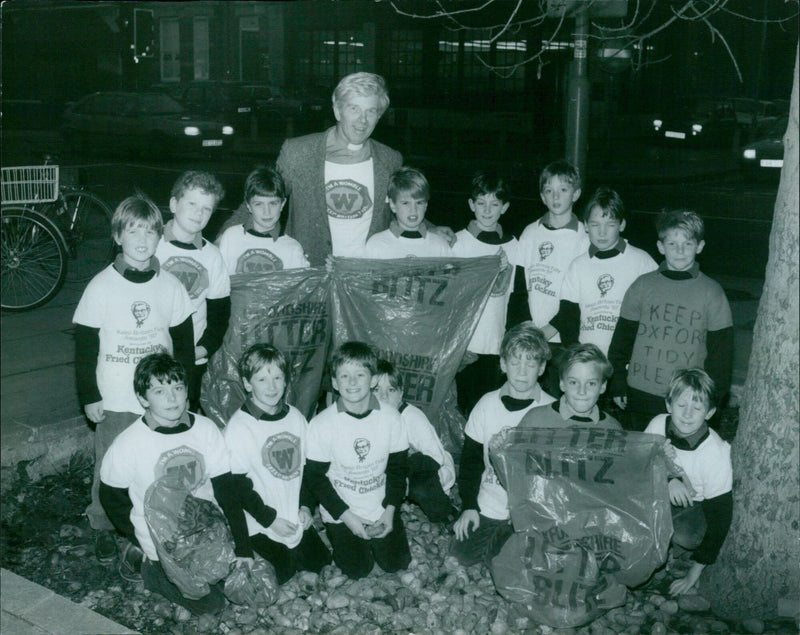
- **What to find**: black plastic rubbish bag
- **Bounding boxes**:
[144,475,236,600]
[201,268,331,425]
[331,257,499,453]
[489,426,675,628]
[223,555,279,607]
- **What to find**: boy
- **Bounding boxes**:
[644,368,732,596]
[607,209,733,431]
[517,160,590,339]
[155,171,231,411]
[452,171,520,416]
[452,322,555,567]
[549,186,657,354]
[99,354,246,615]
[216,166,309,274]
[360,167,451,258]
[373,360,457,523]
[223,344,331,584]
[518,343,621,429]
[74,194,195,566]
[304,342,411,579]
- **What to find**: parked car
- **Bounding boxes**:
[238,83,327,133]
[729,97,779,130]
[61,91,235,157]
[650,100,738,148]
[151,81,255,134]
[741,116,788,175]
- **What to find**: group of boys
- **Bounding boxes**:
[73,92,734,613]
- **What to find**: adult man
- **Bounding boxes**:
[221,72,451,264]
[280,72,401,265]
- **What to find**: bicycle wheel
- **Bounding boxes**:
[1,207,68,311]
[57,189,115,282]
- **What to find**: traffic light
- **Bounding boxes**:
[134,8,156,61]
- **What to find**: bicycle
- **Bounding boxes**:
[1,163,114,311]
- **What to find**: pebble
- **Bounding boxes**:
[173,606,191,622]
[708,619,730,632]
[678,594,712,613]
[650,621,668,635]
[742,618,766,633]
[660,599,680,615]
[325,593,349,609]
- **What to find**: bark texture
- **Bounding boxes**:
[703,46,800,619]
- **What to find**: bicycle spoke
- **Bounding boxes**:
[60,190,114,283]
[1,210,67,311]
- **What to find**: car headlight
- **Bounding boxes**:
[692,124,703,134]
[183,126,201,136]
[743,148,756,160]
[653,119,662,130]
[222,126,234,135]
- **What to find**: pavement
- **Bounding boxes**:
[0,126,765,632]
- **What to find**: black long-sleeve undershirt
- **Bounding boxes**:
[457,435,485,512]
[99,482,136,541]
[694,491,733,564]
[550,299,581,346]
[196,296,230,358]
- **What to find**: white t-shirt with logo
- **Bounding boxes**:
[325,160,375,256]
[100,415,231,561]
[216,225,309,274]
[306,402,407,524]
[155,238,231,348]
[452,231,520,355]
[465,388,555,520]
[73,266,194,414]
[224,405,308,548]
[518,218,590,340]
[560,244,657,354]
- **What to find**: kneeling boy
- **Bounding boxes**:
[452,322,555,567]
[305,342,411,579]
[644,368,732,596]
[373,360,456,523]
[99,354,245,615]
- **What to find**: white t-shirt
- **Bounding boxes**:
[156,237,230,348]
[216,225,309,274]
[306,401,408,524]
[325,160,375,257]
[224,405,308,548]
[361,228,451,259]
[400,402,456,492]
[465,387,556,519]
[560,242,657,354]
[452,230,520,355]
[100,414,231,561]
[645,414,732,501]
[518,217,590,340]
[73,266,194,414]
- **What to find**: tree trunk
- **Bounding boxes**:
[702,45,800,619]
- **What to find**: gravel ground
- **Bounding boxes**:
[2,407,798,635]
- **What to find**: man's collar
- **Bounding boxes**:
[390,219,427,238]
[589,238,627,258]
[325,126,373,164]
[244,398,289,421]
[336,394,382,415]
[542,213,580,232]
[244,217,282,239]
[557,397,600,423]
[163,219,204,250]
[113,253,160,280]
[658,261,700,279]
